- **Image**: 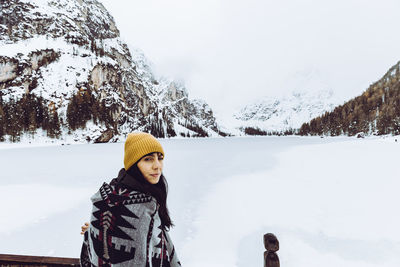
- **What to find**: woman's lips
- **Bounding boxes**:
[150,174,160,177]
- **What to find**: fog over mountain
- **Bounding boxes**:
[98,0,400,119]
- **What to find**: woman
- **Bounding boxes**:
[80,132,181,267]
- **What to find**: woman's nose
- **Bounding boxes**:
[153,159,161,169]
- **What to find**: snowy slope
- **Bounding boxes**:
[234,89,340,133]
[0,0,223,144]
[232,70,342,133]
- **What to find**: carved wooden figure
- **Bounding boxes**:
[264,233,280,267]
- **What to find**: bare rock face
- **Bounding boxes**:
[0,0,225,143]
[0,0,119,43]
[0,59,18,84]
[0,49,60,92]
[94,128,114,143]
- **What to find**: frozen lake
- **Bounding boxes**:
[0,136,399,267]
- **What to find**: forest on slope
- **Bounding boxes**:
[299,61,400,136]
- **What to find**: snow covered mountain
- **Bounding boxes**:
[0,0,223,143]
[233,89,340,134]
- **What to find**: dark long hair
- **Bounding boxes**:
[126,162,174,230]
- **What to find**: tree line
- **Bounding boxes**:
[0,87,217,142]
[0,86,117,142]
[299,62,400,136]
[66,86,115,131]
[0,94,61,142]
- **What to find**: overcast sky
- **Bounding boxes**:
[99,0,400,119]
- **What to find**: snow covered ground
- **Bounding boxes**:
[0,136,399,267]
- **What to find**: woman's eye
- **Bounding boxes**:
[145,157,152,161]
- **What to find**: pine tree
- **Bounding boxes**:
[0,104,5,141]
[47,110,61,138]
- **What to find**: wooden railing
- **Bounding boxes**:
[0,254,79,267]
[1,234,280,266]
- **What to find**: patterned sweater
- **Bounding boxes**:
[80,172,181,267]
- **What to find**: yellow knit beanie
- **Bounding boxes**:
[124,132,165,171]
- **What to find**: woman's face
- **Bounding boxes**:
[137,152,164,184]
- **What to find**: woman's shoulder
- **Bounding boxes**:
[91,180,157,211]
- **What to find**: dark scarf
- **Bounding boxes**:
[111,166,172,229]
[113,167,164,201]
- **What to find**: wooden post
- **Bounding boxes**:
[264,233,280,267]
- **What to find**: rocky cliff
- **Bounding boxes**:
[0,0,224,143]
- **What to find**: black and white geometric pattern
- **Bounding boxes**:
[80,179,181,267]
